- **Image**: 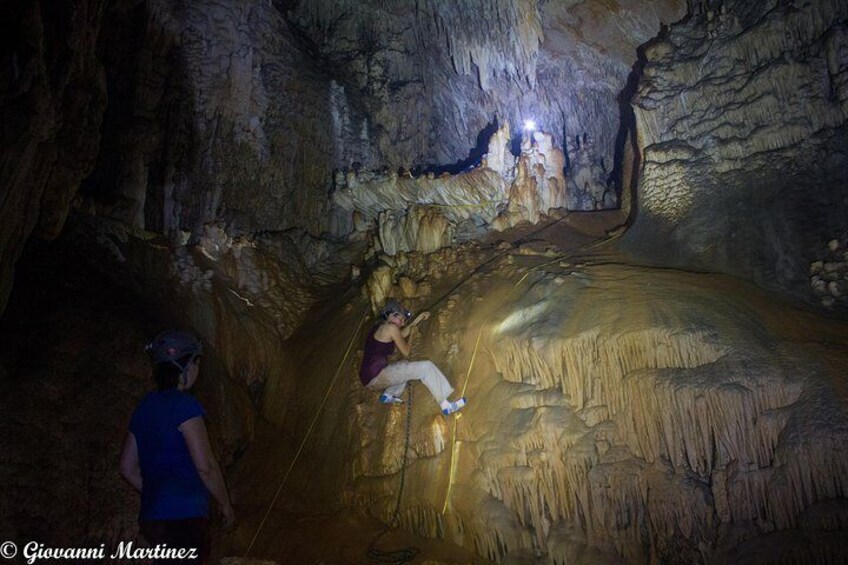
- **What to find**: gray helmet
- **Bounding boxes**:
[146,330,203,372]
[380,300,412,320]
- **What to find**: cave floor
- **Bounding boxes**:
[218,507,487,564]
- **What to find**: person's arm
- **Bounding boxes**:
[388,323,412,357]
[180,416,235,526]
[401,311,430,339]
[119,432,143,492]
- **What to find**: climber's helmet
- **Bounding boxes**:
[381,300,412,322]
[145,330,203,375]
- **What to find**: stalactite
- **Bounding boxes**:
[492,328,728,413]
[421,0,542,90]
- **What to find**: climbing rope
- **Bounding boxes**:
[366,383,420,564]
[242,312,368,559]
[241,216,623,558]
[440,225,625,514]
[393,383,414,527]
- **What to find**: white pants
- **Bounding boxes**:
[366,360,454,405]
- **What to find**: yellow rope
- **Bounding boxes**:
[439,228,624,515]
[243,313,368,558]
[441,322,485,513]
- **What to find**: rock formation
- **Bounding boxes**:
[3,0,848,563]
[334,123,574,255]
[318,241,848,563]
[1,0,685,315]
[624,0,848,304]
[0,0,108,317]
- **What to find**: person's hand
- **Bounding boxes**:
[414,311,431,325]
[221,502,235,528]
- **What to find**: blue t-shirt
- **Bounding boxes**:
[129,390,209,521]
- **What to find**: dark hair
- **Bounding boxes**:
[153,354,197,391]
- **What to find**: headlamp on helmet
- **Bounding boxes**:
[145,330,203,375]
[380,300,412,321]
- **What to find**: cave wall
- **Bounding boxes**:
[79,0,347,237]
[254,241,848,564]
[1,0,690,319]
[623,0,848,304]
[0,0,370,317]
[0,0,107,319]
[288,0,687,203]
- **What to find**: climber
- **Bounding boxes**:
[360,300,467,415]
[119,330,234,563]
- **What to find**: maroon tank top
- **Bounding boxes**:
[360,324,395,385]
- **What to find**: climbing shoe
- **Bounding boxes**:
[441,398,467,415]
[379,393,404,405]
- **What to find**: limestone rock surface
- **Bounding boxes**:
[0,0,107,316]
[624,0,848,304]
[247,235,848,563]
[1,0,687,317]
[288,0,687,202]
[335,124,576,254]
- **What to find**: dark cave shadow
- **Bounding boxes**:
[414,118,501,176]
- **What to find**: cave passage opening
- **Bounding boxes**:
[414,118,501,176]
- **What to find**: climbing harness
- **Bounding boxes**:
[366,383,420,564]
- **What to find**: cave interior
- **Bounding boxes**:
[2,0,848,563]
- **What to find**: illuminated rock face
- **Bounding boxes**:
[333,165,508,255]
[326,252,848,563]
[506,131,568,224]
[625,0,848,304]
[335,124,573,254]
[289,0,687,203]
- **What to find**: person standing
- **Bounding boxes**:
[119,330,234,563]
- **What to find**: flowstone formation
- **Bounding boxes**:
[624,0,848,304]
[333,123,572,256]
[269,232,848,564]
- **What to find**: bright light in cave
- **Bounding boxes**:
[523,119,536,132]
[496,301,548,333]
